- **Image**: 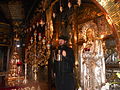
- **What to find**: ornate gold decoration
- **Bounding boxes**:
[25,30,51,81]
[6,41,23,86]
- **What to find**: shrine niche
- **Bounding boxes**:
[76,14,119,89]
[77,20,106,90]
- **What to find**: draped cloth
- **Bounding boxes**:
[80,39,106,90]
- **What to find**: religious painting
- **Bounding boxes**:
[96,16,113,36]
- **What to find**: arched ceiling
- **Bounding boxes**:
[0,0,38,45]
[0,0,36,25]
[0,0,98,45]
[0,0,94,26]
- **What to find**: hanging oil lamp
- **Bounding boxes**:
[36,22,39,27]
[33,24,35,29]
[29,27,32,32]
[68,0,71,9]
[77,0,81,6]
[53,12,56,18]
[60,0,63,12]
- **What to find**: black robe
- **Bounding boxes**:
[54,45,75,90]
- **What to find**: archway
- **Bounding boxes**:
[91,0,120,58]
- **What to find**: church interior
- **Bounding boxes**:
[0,0,120,90]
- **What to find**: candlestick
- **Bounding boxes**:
[25,30,51,81]
[23,63,28,84]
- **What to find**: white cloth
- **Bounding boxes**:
[80,39,106,90]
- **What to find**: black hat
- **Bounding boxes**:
[58,35,69,41]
